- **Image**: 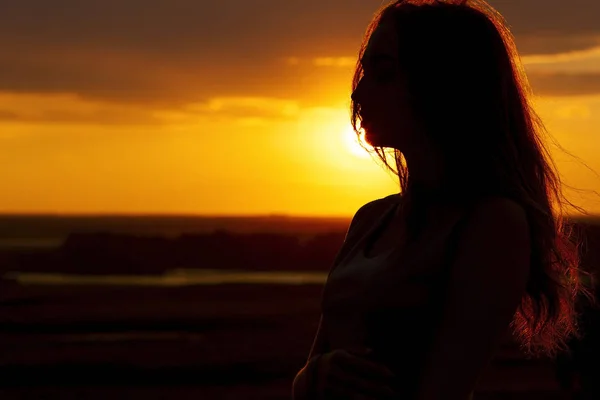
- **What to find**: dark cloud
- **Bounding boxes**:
[516,35,600,56]
[489,0,600,56]
[490,0,600,37]
[0,107,163,125]
[0,0,375,60]
[1,1,594,57]
[528,72,600,97]
[0,54,169,102]
[0,110,19,121]
[0,0,598,105]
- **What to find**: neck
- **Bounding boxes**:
[404,150,446,195]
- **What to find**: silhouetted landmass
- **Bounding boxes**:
[0,216,599,398]
[0,230,346,275]
[0,214,352,239]
[1,217,599,277]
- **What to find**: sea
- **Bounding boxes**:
[0,214,345,287]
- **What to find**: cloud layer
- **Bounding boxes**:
[0,0,598,107]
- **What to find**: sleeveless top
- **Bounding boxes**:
[320,193,475,398]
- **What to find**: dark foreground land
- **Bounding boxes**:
[2,214,599,399]
[0,281,575,400]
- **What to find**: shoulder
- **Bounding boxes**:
[346,193,399,234]
[362,193,400,212]
[466,197,529,238]
[352,193,399,223]
[454,196,531,275]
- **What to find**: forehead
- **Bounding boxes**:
[364,18,398,58]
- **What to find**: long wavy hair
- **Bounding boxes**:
[350,0,593,357]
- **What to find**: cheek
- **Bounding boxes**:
[359,80,413,133]
[377,88,407,124]
[377,92,417,147]
[390,86,414,121]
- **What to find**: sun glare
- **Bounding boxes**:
[344,125,371,158]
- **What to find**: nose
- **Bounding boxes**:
[351,78,363,104]
[351,88,359,103]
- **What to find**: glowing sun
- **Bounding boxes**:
[343,125,371,158]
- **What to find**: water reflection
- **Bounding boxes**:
[3,269,328,286]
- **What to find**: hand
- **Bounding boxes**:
[313,347,397,400]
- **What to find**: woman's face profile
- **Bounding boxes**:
[352,16,418,151]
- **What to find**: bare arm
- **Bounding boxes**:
[416,198,531,400]
[292,199,388,399]
[292,315,328,400]
[292,201,376,399]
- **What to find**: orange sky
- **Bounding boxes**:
[1,0,599,217]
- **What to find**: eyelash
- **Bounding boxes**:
[377,69,395,81]
[364,68,394,83]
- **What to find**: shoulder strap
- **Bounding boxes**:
[317,197,393,348]
[327,197,396,277]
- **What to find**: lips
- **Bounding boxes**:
[359,112,372,127]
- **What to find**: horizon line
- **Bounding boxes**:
[0,212,355,219]
[0,212,598,221]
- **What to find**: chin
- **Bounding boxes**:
[365,127,400,149]
[364,130,385,147]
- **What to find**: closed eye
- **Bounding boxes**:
[360,53,396,67]
[360,53,396,77]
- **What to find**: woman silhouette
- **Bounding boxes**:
[292,0,591,399]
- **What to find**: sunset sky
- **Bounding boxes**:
[1,0,599,216]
